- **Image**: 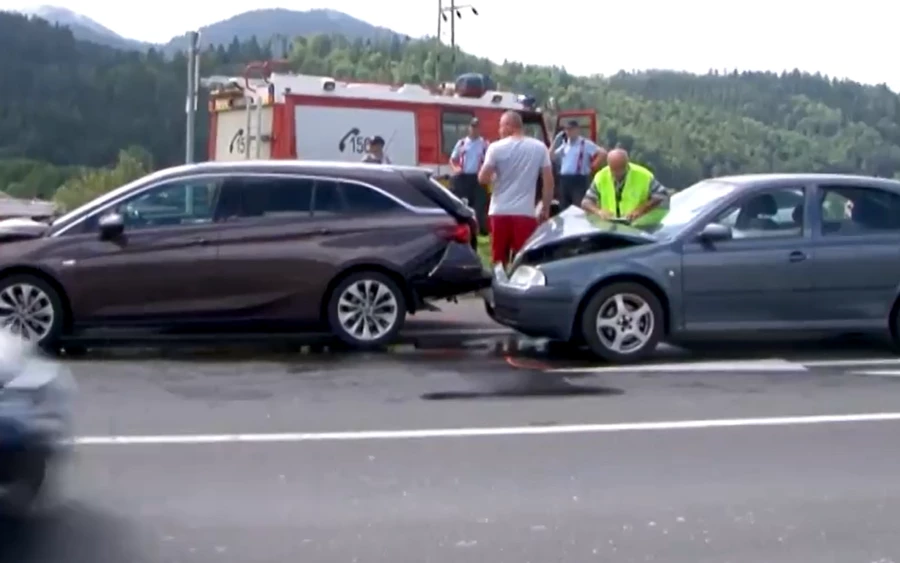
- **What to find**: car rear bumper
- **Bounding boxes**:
[488,272,577,341]
[414,242,491,299]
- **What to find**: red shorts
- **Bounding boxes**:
[489,215,538,265]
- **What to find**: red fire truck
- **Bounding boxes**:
[205,62,597,181]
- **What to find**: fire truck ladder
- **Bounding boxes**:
[242,94,264,159]
[240,60,282,159]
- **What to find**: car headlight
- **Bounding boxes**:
[508,265,546,288]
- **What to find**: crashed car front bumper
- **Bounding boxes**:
[485,267,578,341]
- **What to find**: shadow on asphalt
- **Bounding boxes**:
[508,334,895,369]
[0,503,134,563]
[53,332,895,367]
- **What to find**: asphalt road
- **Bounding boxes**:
[4,306,900,562]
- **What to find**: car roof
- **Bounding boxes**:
[713,173,900,191]
[155,160,433,183]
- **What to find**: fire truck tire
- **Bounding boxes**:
[326,271,407,350]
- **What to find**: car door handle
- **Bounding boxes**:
[191,237,210,246]
[316,228,331,235]
[788,250,807,263]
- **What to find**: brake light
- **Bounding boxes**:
[437,223,471,244]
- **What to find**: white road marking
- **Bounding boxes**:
[801,358,900,368]
[849,370,900,378]
[548,358,807,374]
[73,412,900,446]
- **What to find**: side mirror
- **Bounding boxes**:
[697,222,732,243]
[98,212,124,240]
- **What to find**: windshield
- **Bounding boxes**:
[522,122,545,142]
[649,180,737,236]
[50,169,168,229]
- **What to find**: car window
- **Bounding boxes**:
[313,181,403,216]
[441,111,474,156]
[91,178,221,231]
[819,185,900,236]
[714,187,804,239]
[342,183,403,214]
[312,181,345,217]
[220,177,313,220]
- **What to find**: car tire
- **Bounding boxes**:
[327,271,407,350]
[580,282,663,364]
[0,274,64,351]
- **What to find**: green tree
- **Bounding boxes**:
[4,10,900,195]
[53,149,150,212]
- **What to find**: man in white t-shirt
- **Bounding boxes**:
[478,111,554,266]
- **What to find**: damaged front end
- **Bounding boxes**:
[0,218,49,244]
[513,208,659,268]
[516,232,651,267]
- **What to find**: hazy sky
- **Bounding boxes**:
[8,0,899,91]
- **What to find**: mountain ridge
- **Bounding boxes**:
[12,5,150,50]
[11,5,406,54]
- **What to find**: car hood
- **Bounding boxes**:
[0,218,49,243]
[515,207,658,266]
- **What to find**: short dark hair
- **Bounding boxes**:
[370,136,385,146]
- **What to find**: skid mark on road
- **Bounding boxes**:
[73,412,900,446]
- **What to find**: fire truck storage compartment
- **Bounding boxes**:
[293,105,418,165]
[213,106,274,161]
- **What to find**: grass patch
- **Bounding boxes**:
[477,235,491,267]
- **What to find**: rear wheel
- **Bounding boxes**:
[327,272,407,350]
[0,275,64,350]
[580,282,663,363]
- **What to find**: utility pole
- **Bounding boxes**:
[437,0,442,46]
[449,0,456,57]
[437,1,478,82]
[185,31,201,164]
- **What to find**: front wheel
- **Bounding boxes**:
[580,282,663,363]
[327,272,407,350]
[0,275,64,350]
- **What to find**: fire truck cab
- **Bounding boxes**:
[205,62,597,178]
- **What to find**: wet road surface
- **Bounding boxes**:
[4,305,900,563]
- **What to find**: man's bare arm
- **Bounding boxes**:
[540,164,554,210]
[477,164,495,186]
[627,178,669,220]
[477,143,497,185]
[581,184,602,214]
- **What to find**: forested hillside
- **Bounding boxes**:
[2,10,900,205]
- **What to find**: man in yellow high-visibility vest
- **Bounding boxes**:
[581,149,669,226]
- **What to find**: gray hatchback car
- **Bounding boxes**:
[489,173,900,363]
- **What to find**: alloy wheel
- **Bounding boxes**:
[0,283,55,342]
[336,279,399,342]
[595,293,655,355]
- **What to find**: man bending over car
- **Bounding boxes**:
[582,148,669,226]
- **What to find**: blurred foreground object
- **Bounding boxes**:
[0,330,74,519]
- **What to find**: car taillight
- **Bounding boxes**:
[437,223,471,244]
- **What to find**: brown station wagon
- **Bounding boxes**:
[0,161,490,350]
